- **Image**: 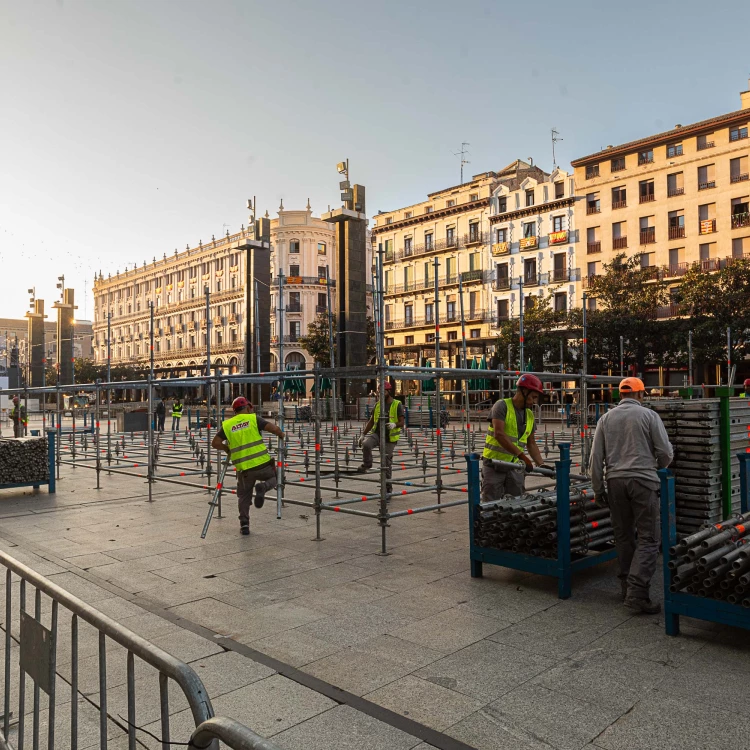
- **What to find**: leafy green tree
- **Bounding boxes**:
[300,314,377,367]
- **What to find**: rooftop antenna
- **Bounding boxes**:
[551,127,562,169]
[454,142,470,185]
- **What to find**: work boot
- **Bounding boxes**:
[355,464,370,474]
[240,524,250,536]
[624,597,661,614]
[254,490,265,509]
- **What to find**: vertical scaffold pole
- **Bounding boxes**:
[313,362,323,541]
[433,256,443,510]
[458,266,469,455]
[94,380,101,490]
[147,374,154,502]
[325,268,340,497]
[276,272,285,520]
[377,243,389,555]
[205,286,212,491]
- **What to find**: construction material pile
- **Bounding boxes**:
[668,512,750,605]
[473,487,614,558]
[0,437,49,485]
[649,399,750,535]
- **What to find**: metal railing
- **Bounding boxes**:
[189,717,281,750]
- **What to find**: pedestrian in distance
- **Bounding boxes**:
[155,399,166,432]
[356,381,404,495]
[741,378,750,398]
[171,398,183,431]
[10,396,28,438]
[589,376,674,614]
[481,374,546,501]
[211,396,285,536]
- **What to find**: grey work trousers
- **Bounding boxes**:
[362,433,396,486]
[236,462,277,525]
[481,459,524,502]
[13,421,24,438]
[171,416,181,431]
[607,476,660,600]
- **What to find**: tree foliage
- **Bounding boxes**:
[299,314,377,368]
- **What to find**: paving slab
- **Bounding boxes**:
[446,709,552,750]
[248,628,344,668]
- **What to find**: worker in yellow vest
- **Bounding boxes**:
[357,382,405,494]
[742,379,750,398]
[11,396,28,438]
[482,374,545,500]
[171,399,183,431]
[211,396,286,535]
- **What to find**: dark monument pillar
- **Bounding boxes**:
[54,289,77,386]
[26,299,47,387]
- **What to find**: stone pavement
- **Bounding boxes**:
[1,456,749,750]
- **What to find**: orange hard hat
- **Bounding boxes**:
[619,377,645,393]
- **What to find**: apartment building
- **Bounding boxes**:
[371,160,550,365]
[93,205,349,380]
[488,167,578,326]
[572,80,750,310]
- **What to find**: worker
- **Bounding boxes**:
[741,378,750,397]
[211,396,286,535]
[357,381,405,494]
[171,398,183,431]
[482,374,545,500]
[10,396,28,438]
[155,398,166,432]
[589,376,673,614]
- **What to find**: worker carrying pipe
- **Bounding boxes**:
[211,396,285,536]
[481,374,545,500]
[356,381,405,495]
[10,396,28,438]
[589,376,673,614]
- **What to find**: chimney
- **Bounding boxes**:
[741,78,750,110]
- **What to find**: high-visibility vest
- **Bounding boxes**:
[483,398,534,462]
[222,412,271,471]
[11,406,28,425]
[171,403,183,418]
[370,399,401,443]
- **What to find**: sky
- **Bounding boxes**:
[1,0,749,319]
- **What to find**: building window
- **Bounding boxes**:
[640,216,656,244]
[638,149,654,165]
[425,205,433,213]
[612,186,627,208]
[730,156,749,183]
[496,228,507,243]
[405,335,414,344]
[288,292,301,312]
[425,232,433,250]
[446,227,456,246]
[523,222,535,238]
[697,164,716,190]
[697,133,715,150]
[554,292,567,312]
[498,197,507,213]
[639,180,655,203]
[554,181,564,199]
[611,156,625,173]
[587,261,598,278]
[318,265,327,279]
[385,217,392,225]
[585,164,600,179]
[289,321,301,341]
[730,126,748,142]
[586,193,601,214]
[470,329,480,339]
[289,264,299,277]
[317,242,326,255]
[497,299,509,320]
[425,303,434,324]
[426,333,436,343]
[552,215,564,232]
[525,189,534,207]
[447,330,457,340]
[667,143,683,158]
[446,301,456,320]
[446,199,455,207]
[289,240,300,253]
[404,237,413,255]
[386,337,394,346]
[469,193,478,202]
[317,293,327,312]
[405,305,413,325]
[469,222,480,243]
[404,211,412,219]
[667,172,684,197]
[524,258,537,283]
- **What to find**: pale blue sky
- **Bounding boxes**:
[1,0,748,317]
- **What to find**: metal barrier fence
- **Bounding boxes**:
[0,550,281,750]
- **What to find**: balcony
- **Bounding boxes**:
[493,276,511,291]
[730,131,749,142]
[586,204,601,215]
[665,262,690,278]
[551,268,572,283]
[285,304,302,313]
[668,226,686,240]
[667,187,685,197]
[731,173,750,184]
[549,230,568,245]
[523,273,540,287]
[698,181,716,191]
[491,242,510,256]
[585,166,600,179]
[402,244,413,257]
[612,200,627,210]
[491,312,510,328]
[732,213,750,229]
[587,241,602,254]
[699,219,717,235]
[638,155,654,165]
[465,231,487,246]
[519,236,538,250]
[656,303,681,319]
[640,229,656,244]
[611,161,626,173]
[582,274,596,289]
[270,335,301,345]
[315,305,327,314]
[284,276,336,286]
[460,269,484,284]
[641,266,661,281]
[639,193,655,204]
[697,140,715,150]
[613,236,628,250]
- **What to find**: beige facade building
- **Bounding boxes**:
[371,160,577,365]
[572,81,750,310]
[92,205,369,384]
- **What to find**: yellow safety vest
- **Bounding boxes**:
[222,413,271,471]
[370,399,401,443]
[483,398,534,462]
[172,402,183,418]
[11,406,28,425]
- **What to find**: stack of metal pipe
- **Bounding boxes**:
[668,512,750,604]
[473,486,614,559]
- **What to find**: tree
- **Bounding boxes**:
[300,314,378,368]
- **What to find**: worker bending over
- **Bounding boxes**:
[211,396,285,536]
[589,377,673,614]
[357,381,405,494]
[482,374,545,500]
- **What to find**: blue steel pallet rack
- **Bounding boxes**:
[661,453,750,635]
[466,443,617,599]
[0,432,56,494]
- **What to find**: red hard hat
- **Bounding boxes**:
[383,382,393,390]
[744,379,750,388]
[232,396,250,411]
[516,374,544,394]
